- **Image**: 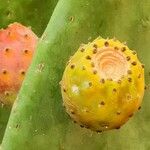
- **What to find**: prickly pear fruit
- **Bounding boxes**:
[0,22,38,105]
[61,37,145,132]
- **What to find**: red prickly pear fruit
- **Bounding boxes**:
[0,22,38,105]
[61,37,145,132]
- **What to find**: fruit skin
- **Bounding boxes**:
[0,22,38,105]
[1,0,150,150]
[61,37,145,131]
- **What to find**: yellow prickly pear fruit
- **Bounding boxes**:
[61,37,145,132]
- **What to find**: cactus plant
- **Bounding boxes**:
[0,0,58,143]
[61,37,145,132]
[1,0,150,150]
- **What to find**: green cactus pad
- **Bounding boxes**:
[61,38,145,131]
